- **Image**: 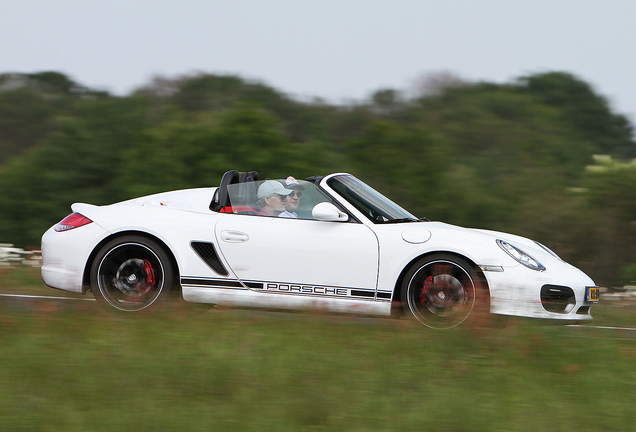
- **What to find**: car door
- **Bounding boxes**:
[214,214,379,297]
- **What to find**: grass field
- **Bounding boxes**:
[1,266,635,431]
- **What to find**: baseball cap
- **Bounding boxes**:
[280,176,305,190]
[257,180,294,199]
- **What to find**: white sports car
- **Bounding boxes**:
[41,170,599,328]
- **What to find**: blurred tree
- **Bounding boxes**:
[405,81,600,239]
[0,68,635,290]
[0,72,104,163]
[372,89,401,106]
[370,89,406,116]
[344,120,444,217]
[623,264,636,286]
[411,71,465,98]
[0,87,53,163]
[27,71,81,94]
[519,72,635,159]
[579,156,636,286]
[117,105,311,198]
[136,73,336,144]
[0,95,150,246]
[414,82,595,175]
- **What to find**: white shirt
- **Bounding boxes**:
[279,211,298,218]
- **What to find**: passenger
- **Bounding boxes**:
[278,176,305,218]
[256,180,293,216]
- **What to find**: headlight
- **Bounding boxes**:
[496,239,546,271]
[534,241,562,260]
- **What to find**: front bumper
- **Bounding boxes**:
[485,261,596,321]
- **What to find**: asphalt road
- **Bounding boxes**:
[0,293,95,302]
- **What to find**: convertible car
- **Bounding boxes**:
[41,170,599,328]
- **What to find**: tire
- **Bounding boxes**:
[90,235,175,313]
[401,254,488,329]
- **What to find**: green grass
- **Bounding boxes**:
[0,265,85,297]
[1,266,636,431]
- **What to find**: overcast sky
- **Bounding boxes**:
[3,0,636,123]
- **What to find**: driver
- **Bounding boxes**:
[256,180,293,216]
[278,176,305,218]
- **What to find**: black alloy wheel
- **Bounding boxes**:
[402,254,488,329]
[90,235,175,312]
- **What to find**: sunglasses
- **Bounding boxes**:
[288,191,302,197]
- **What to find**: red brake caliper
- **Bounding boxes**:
[143,259,156,287]
[420,275,433,304]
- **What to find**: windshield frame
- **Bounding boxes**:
[325,174,420,224]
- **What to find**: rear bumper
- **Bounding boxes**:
[41,223,109,293]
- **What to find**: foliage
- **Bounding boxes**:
[0,72,108,163]
[343,120,443,216]
[580,156,636,285]
[520,72,635,159]
[0,71,635,285]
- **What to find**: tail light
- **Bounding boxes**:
[54,213,93,232]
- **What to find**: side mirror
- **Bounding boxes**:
[312,202,349,222]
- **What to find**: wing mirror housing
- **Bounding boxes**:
[312,202,349,222]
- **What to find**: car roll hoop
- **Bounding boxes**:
[210,170,260,212]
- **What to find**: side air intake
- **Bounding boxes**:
[191,242,229,276]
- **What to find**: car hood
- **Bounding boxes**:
[391,221,562,266]
[445,222,553,253]
[470,227,552,254]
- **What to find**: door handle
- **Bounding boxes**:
[220,230,249,243]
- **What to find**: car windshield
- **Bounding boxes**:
[327,175,421,223]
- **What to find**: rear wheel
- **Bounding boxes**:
[401,254,488,329]
[90,236,175,313]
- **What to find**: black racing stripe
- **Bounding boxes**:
[182,278,387,299]
[257,290,375,301]
[351,290,392,300]
[351,290,375,298]
[181,278,242,288]
[180,278,263,290]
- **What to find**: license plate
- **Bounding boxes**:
[586,286,600,303]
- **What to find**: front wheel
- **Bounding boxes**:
[90,236,175,313]
[401,254,488,329]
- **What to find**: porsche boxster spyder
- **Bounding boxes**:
[41,170,599,328]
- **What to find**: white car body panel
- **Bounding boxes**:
[41,222,110,293]
[41,173,597,322]
[182,286,392,316]
[213,214,379,290]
